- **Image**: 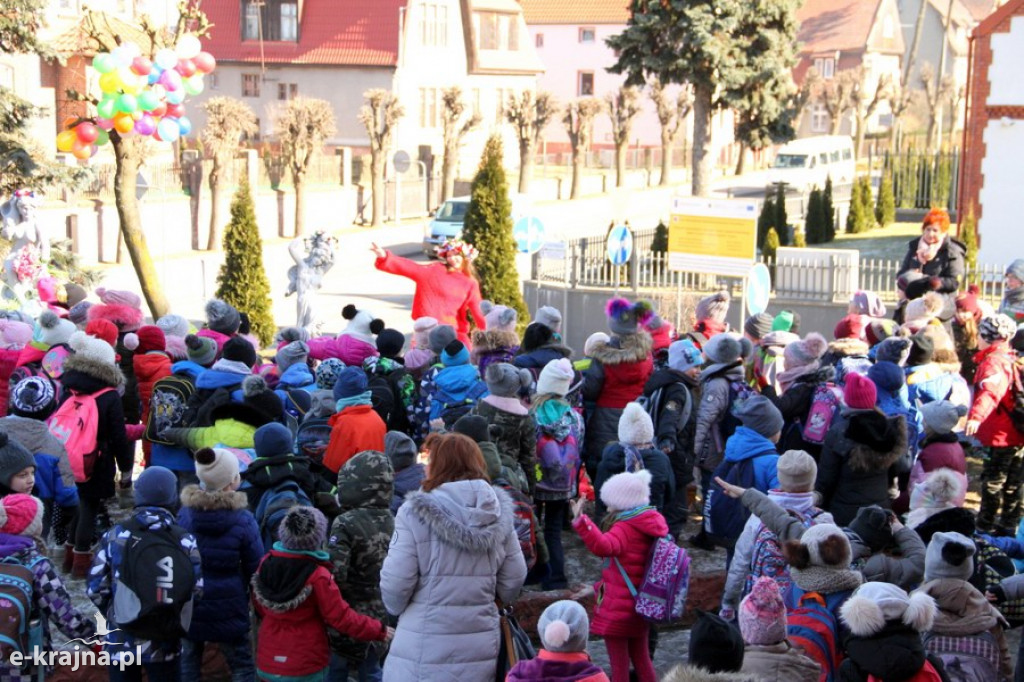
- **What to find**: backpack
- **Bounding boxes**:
[614,536,691,625]
[702,457,756,549]
[112,518,196,641]
[535,429,581,497]
[787,591,842,682]
[866,660,944,682]
[40,344,71,383]
[744,509,824,607]
[502,484,538,570]
[718,377,756,444]
[47,387,115,483]
[434,381,488,429]
[1006,359,1024,434]
[802,383,843,445]
[296,415,332,466]
[254,480,313,549]
[637,382,693,439]
[970,539,1024,624]
[0,556,43,663]
[145,373,197,445]
[921,631,1000,682]
[368,373,397,427]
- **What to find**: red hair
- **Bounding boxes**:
[922,208,951,233]
[421,433,488,492]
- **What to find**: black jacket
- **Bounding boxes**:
[898,236,966,321]
[641,369,697,469]
[764,366,835,458]
[840,621,951,682]
[594,442,675,518]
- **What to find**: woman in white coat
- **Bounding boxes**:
[380,432,527,682]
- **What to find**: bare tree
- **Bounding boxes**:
[947,85,966,150]
[358,89,404,227]
[919,63,956,152]
[440,87,481,202]
[850,69,893,156]
[815,70,858,135]
[505,90,557,194]
[274,97,336,237]
[563,98,603,200]
[648,78,693,186]
[200,97,257,251]
[605,86,642,187]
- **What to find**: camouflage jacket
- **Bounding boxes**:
[327,449,395,663]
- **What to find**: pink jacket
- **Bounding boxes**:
[197,328,233,355]
[308,334,378,367]
[572,508,668,637]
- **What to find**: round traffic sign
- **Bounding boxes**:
[606,224,633,266]
[393,150,411,174]
[513,216,546,254]
[745,263,772,315]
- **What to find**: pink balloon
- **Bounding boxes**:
[193,52,216,74]
[96,117,114,131]
[131,56,153,76]
[134,114,157,136]
[159,69,182,91]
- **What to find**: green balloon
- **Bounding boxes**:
[116,93,138,114]
[96,129,110,146]
[138,90,160,111]
[96,97,117,119]
[92,53,116,74]
[183,75,204,96]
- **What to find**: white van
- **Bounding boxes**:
[766,135,856,192]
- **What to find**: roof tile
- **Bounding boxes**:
[518,0,629,25]
[796,0,883,54]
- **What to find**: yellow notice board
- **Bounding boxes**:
[668,197,758,276]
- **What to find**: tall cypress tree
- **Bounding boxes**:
[876,165,896,227]
[774,183,789,245]
[758,192,777,249]
[823,176,836,241]
[805,188,826,245]
[461,135,528,328]
[216,179,275,346]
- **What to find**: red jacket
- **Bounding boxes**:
[596,358,653,409]
[375,251,486,346]
[968,342,1024,447]
[134,352,172,460]
[323,404,387,473]
[0,348,20,416]
[251,550,387,677]
[572,507,668,637]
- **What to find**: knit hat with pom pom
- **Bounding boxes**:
[875,336,912,366]
[278,505,328,551]
[185,334,218,367]
[205,299,241,336]
[485,362,531,398]
[903,292,944,328]
[536,358,574,397]
[156,314,190,339]
[538,600,589,653]
[222,336,257,368]
[784,333,829,373]
[482,302,518,334]
[0,319,32,350]
[316,358,345,390]
[600,469,652,512]
[605,298,653,336]
[412,317,438,348]
[533,306,563,334]
[194,447,241,492]
[925,531,976,581]
[69,330,115,366]
[85,318,118,348]
[618,402,654,445]
[841,582,936,638]
[89,288,143,333]
[124,325,165,354]
[703,332,753,368]
[0,494,44,538]
[696,290,731,325]
[739,577,787,645]
[783,524,862,594]
[340,304,384,345]
[919,400,968,436]
[36,311,76,348]
[908,469,966,528]
[979,313,1017,343]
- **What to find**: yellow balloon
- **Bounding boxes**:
[98,71,121,94]
[118,67,140,94]
[113,114,134,134]
[73,144,93,160]
[56,130,77,152]
[131,110,142,121]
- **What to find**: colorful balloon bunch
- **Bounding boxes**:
[56,35,216,159]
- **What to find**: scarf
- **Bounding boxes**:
[210,358,252,375]
[916,235,944,264]
[777,360,820,393]
[791,565,863,595]
[602,505,655,531]
[694,319,727,338]
[766,489,818,515]
[336,390,372,412]
[623,443,648,472]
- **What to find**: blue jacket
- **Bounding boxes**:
[905,363,958,405]
[177,486,264,643]
[391,463,426,515]
[195,366,248,391]
[877,387,923,454]
[32,452,78,507]
[722,426,780,494]
[151,363,206,472]
[275,363,316,393]
[87,507,203,663]
[429,364,488,420]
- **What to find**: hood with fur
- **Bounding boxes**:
[470,329,519,353]
[847,413,908,472]
[661,666,759,682]
[828,337,870,358]
[402,479,515,553]
[589,331,653,366]
[61,353,126,388]
[180,485,248,512]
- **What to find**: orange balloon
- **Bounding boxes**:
[56,130,77,152]
[73,144,94,160]
[113,114,134,134]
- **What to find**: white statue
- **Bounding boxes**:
[285,231,337,333]
[0,190,49,300]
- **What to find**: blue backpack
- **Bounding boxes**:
[254,480,313,549]
[295,416,332,468]
[702,457,756,549]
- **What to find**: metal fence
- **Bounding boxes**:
[534,227,1007,306]
[879,148,960,212]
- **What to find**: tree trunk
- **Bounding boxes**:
[371,151,384,227]
[691,84,714,198]
[615,142,626,187]
[659,129,672,186]
[570,144,582,199]
[855,115,867,159]
[206,161,222,251]
[926,107,940,154]
[441,143,456,202]
[294,174,306,237]
[517,138,533,194]
[735,143,747,176]
[112,137,168,319]
[830,112,844,136]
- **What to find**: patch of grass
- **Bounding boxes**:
[827,222,919,261]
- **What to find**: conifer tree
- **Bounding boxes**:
[651,220,669,254]
[758,193,777,249]
[216,179,275,346]
[763,227,780,260]
[805,187,827,245]
[793,229,806,248]
[774,183,789,245]
[461,135,528,328]
[823,175,836,241]
[846,177,867,233]
[859,176,876,230]
[876,164,896,228]
[960,203,978,282]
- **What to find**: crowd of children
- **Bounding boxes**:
[2,216,1024,681]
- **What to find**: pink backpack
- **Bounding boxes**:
[802,383,843,444]
[47,388,115,483]
[614,536,691,624]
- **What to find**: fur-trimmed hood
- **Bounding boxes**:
[661,666,760,682]
[87,302,143,333]
[828,336,870,358]
[180,484,248,511]
[470,329,519,353]
[589,331,653,366]
[402,479,515,553]
[847,413,908,472]
[61,353,125,388]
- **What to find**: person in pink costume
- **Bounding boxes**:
[307,304,383,367]
[371,239,486,347]
[0,318,32,416]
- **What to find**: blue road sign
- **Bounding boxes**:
[513,216,546,254]
[606,224,633,265]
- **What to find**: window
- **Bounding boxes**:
[813,57,836,80]
[578,71,594,96]
[471,88,481,119]
[208,72,219,90]
[478,11,498,49]
[841,149,853,161]
[811,102,829,132]
[495,88,506,123]
[242,74,261,98]
[829,150,840,163]
[535,33,544,48]
[579,27,595,43]
[243,1,261,40]
[420,3,449,47]
[419,87,439,128]
[278,83,298,100]
[280,2,298,41]
[508,16,519,50]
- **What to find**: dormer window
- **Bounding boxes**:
[241,0,300,42]
[475,11,520,51]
